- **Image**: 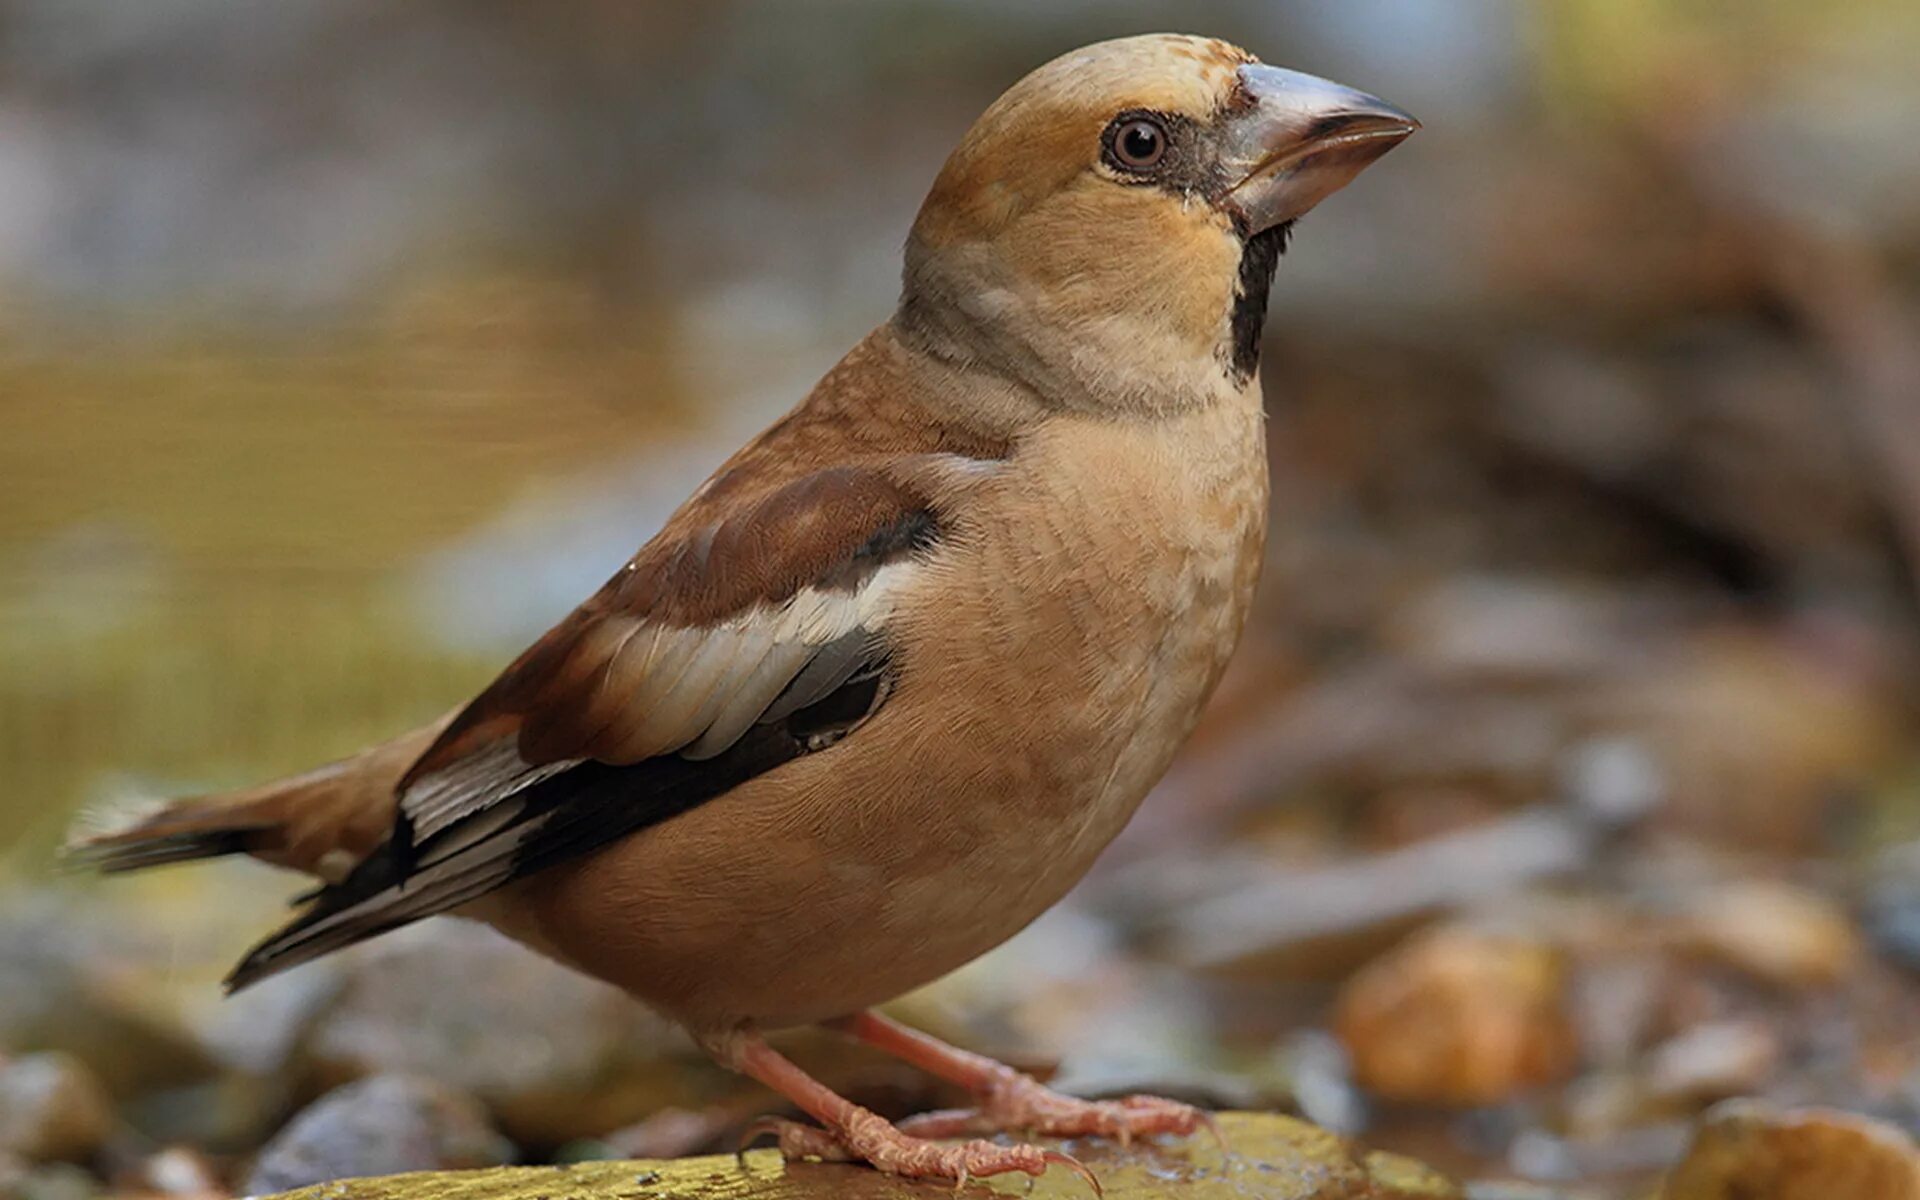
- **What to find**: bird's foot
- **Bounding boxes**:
[898,1075,1217,1149]
[743,1109,1100,1193]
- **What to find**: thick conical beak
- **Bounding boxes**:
[1218,64,1419,234]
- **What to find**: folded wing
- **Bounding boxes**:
[224,464,943,991]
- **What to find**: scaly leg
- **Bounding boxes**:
[830,1010,1215,1147]
[717,1026,1100,1192]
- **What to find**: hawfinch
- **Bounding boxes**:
[75,33,1415,1188]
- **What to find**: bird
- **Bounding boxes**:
[70,32,1416,1188]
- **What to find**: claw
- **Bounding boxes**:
[1045,1150,1104,1199]
[737,1115,780,1158]
[1194,1109,1229,1152]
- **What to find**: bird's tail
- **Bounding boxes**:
[65,717,450,882]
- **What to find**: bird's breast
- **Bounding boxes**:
[883,394,1271,889]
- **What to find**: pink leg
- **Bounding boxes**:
[719,1027,1100,1193]
[832,1011,1217,1148]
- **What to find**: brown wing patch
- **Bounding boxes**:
[608,467,935,625]
[401,464,938,788]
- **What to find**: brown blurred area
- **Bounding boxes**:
[5,3,1920,1196]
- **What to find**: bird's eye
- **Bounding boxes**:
[1110,117,1167,171]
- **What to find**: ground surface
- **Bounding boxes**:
[261,1113,1456,1200]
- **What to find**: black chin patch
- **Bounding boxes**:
[1227,220,1292,385]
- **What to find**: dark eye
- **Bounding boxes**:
[1110,117,1167,171]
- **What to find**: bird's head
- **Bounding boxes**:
[897,33,1417,415]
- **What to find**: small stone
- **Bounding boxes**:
[0,1053,116,1164]
[1278,1030,1368,1136]
[1335,926,1577,1106]
[1680,881,1861,988]
[1662,1100,1920,1199]
[1561,736,1665,829]
[135,1145,226,1197]
[0,1156,102,1200]
[242,1075,513,1195]
[1643,1020,1779,1105]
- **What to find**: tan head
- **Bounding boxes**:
[896,33,1416,414]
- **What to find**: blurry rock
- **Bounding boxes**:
[0,1053,115,1164]
[132,1146,226,1197]
[1336,927,1577,1107]
[586,1107,731,1161]
[1867,881,1920,973]
[119,1074,296,1158]
[1278,1030,1368,1136]
[1589,633,1897,853]
[0,893,219,1099]
[1389,578,1630,683]
[1359,787,1505,852]
[1565,949,1673,1067]
[1168,810,1594,976]
[1865,841,1920,973]
[1679,881,1861,988]
[193,962,345,1080]
[1560,736,1666,830]
[242,1075,512,1196]
[302,922,716,1146]
[1508,1122,1694,1186]
[1644,1021,1779,1105]
[1661,1100,1920,1199]
[1463,1186,1590,1200]
[152,958,346,1151]
[0,1155,102,1200]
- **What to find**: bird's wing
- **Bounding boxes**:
[224,463,945,990]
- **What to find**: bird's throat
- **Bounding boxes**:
[1226,220,1291,386]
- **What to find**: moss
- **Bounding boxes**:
[264,1112,1459,1199]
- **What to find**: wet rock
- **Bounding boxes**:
[0,1053,115,1164]
[255,1111,1459,1198]
[1661,1100,1920,1199]
[242,1075,513,1196]
[1678,881,1861,988]
[301,922,718,1147]
[1336,927,1578,1106]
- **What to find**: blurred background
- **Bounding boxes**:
[6,2,1920,1196]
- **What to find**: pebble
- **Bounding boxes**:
[1336,926,1578,1106]
[1661,1100,1920,1199]
[1679,881,1861,988]
[0,1053,116,1164]
[241,1075,513,1195]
